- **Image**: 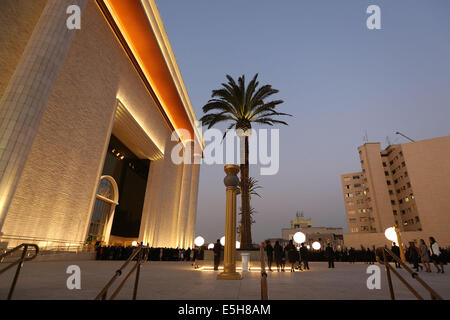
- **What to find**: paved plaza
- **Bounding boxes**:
[1,260,449,300]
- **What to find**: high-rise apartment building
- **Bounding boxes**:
[341,135,450,247]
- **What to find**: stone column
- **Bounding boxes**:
[175,141,194,248]
[184,153,201,248]
[0,0,87,234]
[217,165,242,280]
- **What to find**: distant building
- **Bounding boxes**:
[341,135,450,247]
[280,213,344,249]
[290,211,312,228]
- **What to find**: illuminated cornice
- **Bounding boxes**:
[96,0,203,152]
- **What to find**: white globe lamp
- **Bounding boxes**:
[312,241,321,250]
[293,232,306,244]
[194,236,205,247]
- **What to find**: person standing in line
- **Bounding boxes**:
[300,243,310,270]
[285,240,297,272]
[391,242,401,268]
[348,247,356,264]
[213,239,221,271]
[265,240,274,272]
[274,241,283,272]
[429,237,445,273]
[326,243,335,268]
[418,239,431,273]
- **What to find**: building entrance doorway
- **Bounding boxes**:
[86,175,119,245]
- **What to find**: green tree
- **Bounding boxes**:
[200,74,290,248]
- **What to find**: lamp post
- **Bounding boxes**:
[394,224,407,263]
[217,165,242,280]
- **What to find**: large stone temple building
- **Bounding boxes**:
[0,0,203,249]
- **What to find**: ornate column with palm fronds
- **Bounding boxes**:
[200,74,290,249]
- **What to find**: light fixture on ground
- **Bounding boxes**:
[220,236,225,246]
[312,241,321,250]
[194,236,205,247]
[293,232,306,244]
[208,243,214,249]
[236,241,240,249]
[132,241,138,247]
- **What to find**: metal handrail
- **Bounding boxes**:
[259,247,268,300]
[95,245,149,300]
[375,247,443,300]
[0,243,39,300]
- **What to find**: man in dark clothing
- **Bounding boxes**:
[213,239,222,270]
[326,243,335,268]
[300,243,310,270]
[265,240,274,271]
[391,242,401,268]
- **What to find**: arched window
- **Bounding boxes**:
[86,176,119,245]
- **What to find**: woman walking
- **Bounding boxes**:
[429,237,445,273]
[418,239,431,272]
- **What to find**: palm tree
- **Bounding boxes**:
[239,177,262,226]
[200,74,290,249]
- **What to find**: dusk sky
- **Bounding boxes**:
[155,0,450,244]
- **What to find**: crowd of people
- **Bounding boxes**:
[94,236,447,275]
[261,236,447,274]
[95,245,204,263]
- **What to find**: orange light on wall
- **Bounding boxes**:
[97,0,196,145]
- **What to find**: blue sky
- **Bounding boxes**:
[155,0,450,243]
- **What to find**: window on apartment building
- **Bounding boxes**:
[349,218,357,223]
[347,210,355,214]
[407,208,412,213]
[401,210,405,215]
[410,219,414,224]
[401,161,406,167]
[389,190,393,195]
[402,186,406,190]
[387,180,391,185]
[399,199,403,204]
[360,217,368,222]
[393,210,397,215]
[361,226,369,231]
[351,227,359,232]
[407,182,411,188]
[390,160,394,165]
[354,184,361,188]
[394,179,398,184]
[415,216,420,223]
[382,162,387,167]
[343,177,351,182]
[352,175,360,179]
[397,189,401,194]
[356,191,362,196]
[395,220,398,225]
[345,193,353,198]
[346,185,350,189]
[404,171,408,177]
[392,169,396,175]
[391,200,396,205]
[399,151,403,156]
[384,171,389,176]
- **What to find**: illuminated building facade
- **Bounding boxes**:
[0,0,203,249]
